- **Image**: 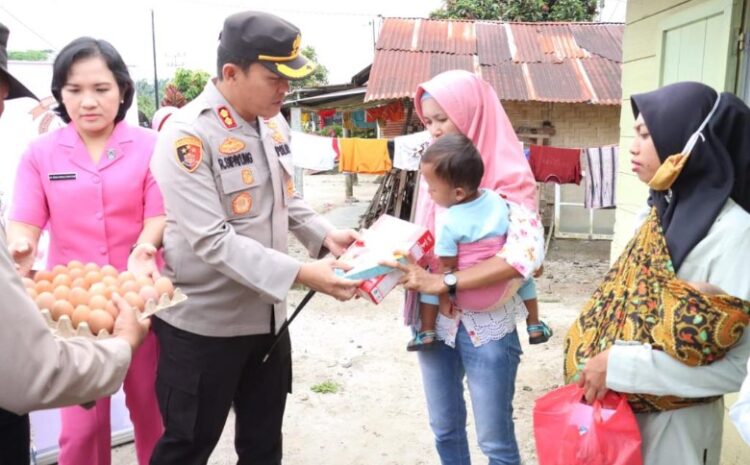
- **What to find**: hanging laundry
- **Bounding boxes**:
[583,146,618,209]
[352,110,377,129]
[366,101,405,124]
[393,131,431,171]
[290,131,337,171]
[528,145,582,184]
[338,138,392,174]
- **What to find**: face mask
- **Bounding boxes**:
[648,93,722,191]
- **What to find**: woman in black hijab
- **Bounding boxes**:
[569,81,750,465]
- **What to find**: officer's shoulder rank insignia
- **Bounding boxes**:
[231,192,253,215]
[219,137,245,155]
[175,136,203,172]
[216,106,237,129]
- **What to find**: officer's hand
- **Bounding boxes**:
[8,238,36,277]
[127,243,161,280]
[112,293,150,353]
[323,229,361,258]
[296,258,362,301]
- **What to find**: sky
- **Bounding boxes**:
[1,0,627,85]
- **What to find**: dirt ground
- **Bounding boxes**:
[112,173,612,465]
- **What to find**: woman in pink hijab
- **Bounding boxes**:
[393,70,544,465]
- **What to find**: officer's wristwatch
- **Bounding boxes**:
[443,271,458,298]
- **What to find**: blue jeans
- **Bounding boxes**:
[418,325,522,465]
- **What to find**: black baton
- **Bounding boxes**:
[262,289,317,363]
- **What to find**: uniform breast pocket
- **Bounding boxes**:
[219,167,261,219]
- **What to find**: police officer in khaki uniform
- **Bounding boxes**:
[0,23,150,464]
[149,11,361,465]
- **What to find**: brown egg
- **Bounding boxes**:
[69,287,91,307]
[120,280,139,294]
[68,268,85,280]
[107,285,120,298]
[89,282,110,297]
[118,271,135,284]
[21,277,35,289]
[88,294,108,311]
[84,271,102,288]
[87,309,114,334]
[52,273,73,288]
[53,285,71,301]
[35,280,53,294]
[101,276,118,287]
[135,276,154,288]
[33,270,54,283]
[83,262,100,273]
[35,292,55,311]
[104,300,118,319]
[71,305,91,328]
[154,277,174,299]
[51,300,75,321]
[71,277,88,289]
[26,288,38,300]
[67,260,84,270]
[139,285,159,305]
[101,265,118,277]
[51,264,68,277]
[123,291,145,311]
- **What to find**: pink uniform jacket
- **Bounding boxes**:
[10,122,164,270]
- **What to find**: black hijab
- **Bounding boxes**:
[631,81,750,271]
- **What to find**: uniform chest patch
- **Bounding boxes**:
[241,168,254,186]
[231,192,253,215]
[175,136,203,172]
[219,137,245,155]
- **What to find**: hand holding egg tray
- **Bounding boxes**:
[24,261,187,339]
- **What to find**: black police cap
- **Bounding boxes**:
[0,23,37,100]
[219,11,316,81]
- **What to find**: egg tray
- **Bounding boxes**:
[39,288,188,340]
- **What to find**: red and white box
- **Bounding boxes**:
[339,214,434,304]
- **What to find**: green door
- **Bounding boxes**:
[658,0,744,91]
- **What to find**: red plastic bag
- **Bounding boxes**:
[533,384,642,465]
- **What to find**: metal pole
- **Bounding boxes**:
[151,9,159,110]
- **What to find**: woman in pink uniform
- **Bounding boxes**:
[6,37,164,465]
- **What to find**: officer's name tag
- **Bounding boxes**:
[49,172,77,181]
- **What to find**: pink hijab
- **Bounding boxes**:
[414,70,537,235]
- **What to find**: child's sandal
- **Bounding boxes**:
[528,321,553,345]
[407,330,438,352]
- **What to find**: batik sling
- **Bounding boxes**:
[564,208,750,412]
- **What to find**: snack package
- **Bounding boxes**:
[338,215,434,304]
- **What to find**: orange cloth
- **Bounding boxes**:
[338,138,392,174]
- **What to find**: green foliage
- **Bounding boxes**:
[317,123,343,137]
[430,0,599,22]
[135,78,169,120]
[310,380,341,394]
[170,68,210,102]
[289,46,330,90]
[8,49,53,61]
[430,0,502,20]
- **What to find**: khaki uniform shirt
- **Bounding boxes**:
[151,80,333,337]
[0,229,131,415]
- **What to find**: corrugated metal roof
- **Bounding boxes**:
[480,64,529,101]
[365,18,623,105]
[476,22,512,65]
[580,57,622,105]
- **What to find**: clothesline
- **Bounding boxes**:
[290,130,619,209]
